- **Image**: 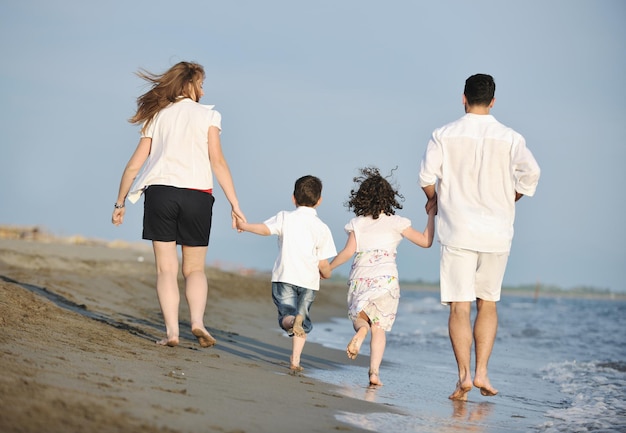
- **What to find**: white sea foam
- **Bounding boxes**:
[536,360,626,432]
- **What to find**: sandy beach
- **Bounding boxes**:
[4,228,622,433]
[0,229,399,433]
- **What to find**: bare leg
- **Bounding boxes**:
[292,314,306,338]
[290,334,306,371]
[448,302,473,400]
[153,241,180,347]
[182,245,215,347]
[347,311,370,360]
[368,325,385,386]
[280,315,303,370]
[281,315,296,334]
[473,299,498,396]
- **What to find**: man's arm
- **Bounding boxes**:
[422,184,438,214]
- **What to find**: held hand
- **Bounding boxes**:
[234,218,246,232]
[231,207,247,232]
[318,260,332,280]
[427,202,437,216]
[425,196,438,215]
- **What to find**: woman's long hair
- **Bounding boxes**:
[129,61,205,133]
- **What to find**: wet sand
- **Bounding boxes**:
[0,232,399,433]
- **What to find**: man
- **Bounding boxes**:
[419,74,540,400]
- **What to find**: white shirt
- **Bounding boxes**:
[264,206,337,291]
[128,98,222,203]
[419,113,540,252]
[345,214,411,280]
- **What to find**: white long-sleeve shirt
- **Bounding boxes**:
[128,98,222,203]
[419,113,540,252]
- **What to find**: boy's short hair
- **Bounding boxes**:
[294,175,322,207]
[464,74,496,106]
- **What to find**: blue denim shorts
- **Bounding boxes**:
[271,282,317,335]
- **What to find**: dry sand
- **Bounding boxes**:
[0,230,399,433]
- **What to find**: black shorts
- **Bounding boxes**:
[142,185,215,246]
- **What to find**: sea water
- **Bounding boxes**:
[307,289,626,432]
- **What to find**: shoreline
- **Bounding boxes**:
[0,236,400,433]
[3,224,622,300]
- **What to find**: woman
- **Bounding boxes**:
[112,61,246,348]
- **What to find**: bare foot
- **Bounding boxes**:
[156,337,179,347]
[474,376,498,396]
[369,369,383,387]
[449,380,473,401]
[288,365,304,376]
[292,315,305,338]
[192,328,217,348]
[289,355,303,372]
[346,336,361,359]
[346,328,368,360]
[289,364,304,372]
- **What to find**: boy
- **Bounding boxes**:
[236,175,337,372]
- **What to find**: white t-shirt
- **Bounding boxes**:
[345,214,411,280]
[264,206,337,291]
[419,113,540,252]
[128,98,222,203]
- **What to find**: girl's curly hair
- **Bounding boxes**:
[346,166,404,219]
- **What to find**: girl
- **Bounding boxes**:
[330,167,435,386]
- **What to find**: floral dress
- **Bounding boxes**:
[345,214,411,332]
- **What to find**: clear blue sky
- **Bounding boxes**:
[1,1,624,292]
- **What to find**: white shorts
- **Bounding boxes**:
[439,245,509,305]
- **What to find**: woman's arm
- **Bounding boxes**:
[112,137,151,226]
[208,126,246,228]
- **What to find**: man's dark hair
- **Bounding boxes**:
[294,175,322,207]
[464,74,496,106]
